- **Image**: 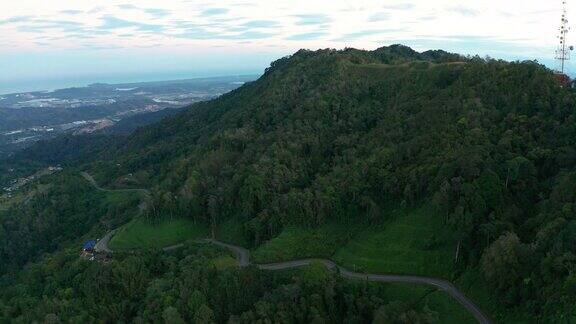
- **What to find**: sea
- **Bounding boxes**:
[0,70,263,95]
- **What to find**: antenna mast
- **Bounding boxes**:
[556,0,573,74]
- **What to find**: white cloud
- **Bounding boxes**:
[0,0,571,77]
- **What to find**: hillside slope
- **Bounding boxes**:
[2,45,576,321]
[96,45,574,319]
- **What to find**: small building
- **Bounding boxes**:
[554,73,572,88]
[82,240,97,252]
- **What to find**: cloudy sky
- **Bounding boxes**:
[0,0,570,93]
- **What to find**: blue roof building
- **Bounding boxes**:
[83,240,97,251]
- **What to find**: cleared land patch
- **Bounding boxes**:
[109,217,207,251]
[252,223,356,263]
[333,206,454,278]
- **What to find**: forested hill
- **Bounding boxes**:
[87,45,576,316]
[2,45,576,320]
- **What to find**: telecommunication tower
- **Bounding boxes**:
[555,0,573,74]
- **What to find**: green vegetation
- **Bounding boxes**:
[0,244,445,323]
[252,205,454,278]
[2,45,576,322]
[210,255,237,269]
[215,217,252,248]
[0,172,140,273]
[109,217,207,250]
[288,264,475,324]
[334,205,454,278]
[382,282,475,324]
[252,223,356,263]
[102,189,140,205]
[417,288,476,324]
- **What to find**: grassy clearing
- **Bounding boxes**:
[252,223,358,263]
[251,205,453,278]
[250,206,477,323]
[101,190,139,205]
[412,286,476,323]
[333,205,455,278]
[109,217,207,251]
[211,255,238,270]
[379,282,475,324]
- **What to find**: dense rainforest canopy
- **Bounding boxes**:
[1,45,575,322]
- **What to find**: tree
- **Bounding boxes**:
[481,232,523,301]
[193,304,215,323]
[162,306,185,324]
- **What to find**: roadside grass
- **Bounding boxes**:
[333,205,455,278]
[109,217,207,251]
[381,282,475,324]
[101,190,139,205]
[410,286,476,324]
[211,255,238,270]
[251,206,477,323]
[252,223,359,263]
[250,205,454,278]
[455,269,535,324]
[456,269,498,319]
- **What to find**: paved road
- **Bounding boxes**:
[80,172,150,196]
[81,172,149,253]
[204,239,492,324]
[94,229,115,253]
[82,172,491,324]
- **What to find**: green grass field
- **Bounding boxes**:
[252,223,358,263]
[252,205,454,278]
[109,217,208,251]
[101,190,140,205]
[333,206,455,278]
[211,255,238,270]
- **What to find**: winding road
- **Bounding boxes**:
[80,172,150,196]
[203,238,492,324]
[82,172,492,324]
[81,172,150,253]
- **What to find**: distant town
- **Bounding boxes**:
[0,75,258,158]
[1,166,63,197]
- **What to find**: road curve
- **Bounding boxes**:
[80,172,150,196]
[81,173,491,324]
[203,239,492,324]
[81,171,150,253]
[94,229,115,253]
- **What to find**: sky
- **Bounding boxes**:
[0,0,571,94]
